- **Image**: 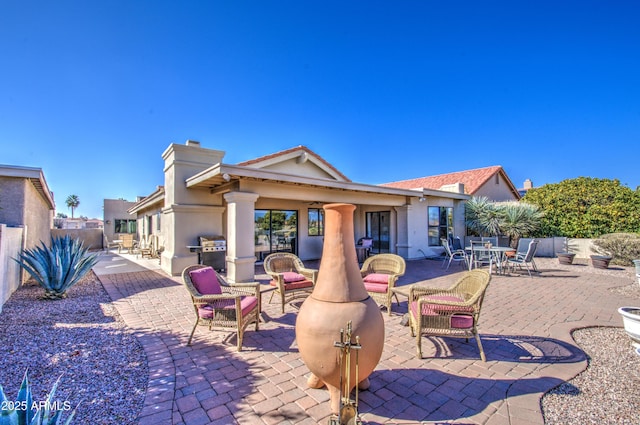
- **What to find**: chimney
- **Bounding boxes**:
[185,139,201,147]
[523,179,533,190]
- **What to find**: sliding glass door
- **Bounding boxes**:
[366,211,390,253]
[254,209,298,260]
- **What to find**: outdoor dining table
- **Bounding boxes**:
[465,245,514,274]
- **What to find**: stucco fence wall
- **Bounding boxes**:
[51,228,105,251]
[0,224,25,313]
[462,236,598,259]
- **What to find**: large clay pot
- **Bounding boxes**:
[295,203,385,414]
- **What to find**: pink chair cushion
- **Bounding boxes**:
[364,282,389,293]
[282,272,306,283]
[363,273,390,284]
[189,267,222,295]
[197,296,258,319]
[410,295,475,329]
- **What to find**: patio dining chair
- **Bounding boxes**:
[441,238,468,270]
[507,239,539,277]
[263,252,318,313]
[182,265,261,351]
[360,253,406,315]
[470,240,495,273]
[409,269,491,361]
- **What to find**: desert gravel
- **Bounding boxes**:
[0,273,147,425]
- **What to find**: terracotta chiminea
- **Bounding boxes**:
[295,203,385,414]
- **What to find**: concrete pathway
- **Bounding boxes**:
[92,252,635,424]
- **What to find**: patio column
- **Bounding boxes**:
[224,191,259,283]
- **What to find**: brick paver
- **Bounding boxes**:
[94,254,635,424]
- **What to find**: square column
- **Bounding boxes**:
[224,192,260,283]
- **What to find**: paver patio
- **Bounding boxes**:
[93,253,635,424]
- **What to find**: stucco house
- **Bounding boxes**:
[129,141,471,281]
[0,164,55,310]
[381,165,521,202]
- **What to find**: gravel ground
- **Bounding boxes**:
[539,257,640,424]
[1,259,639,424]
[0,272,147,424]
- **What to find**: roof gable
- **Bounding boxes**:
[381,166,520,199]
[237,146,351,182]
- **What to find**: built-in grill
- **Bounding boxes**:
[198,235,226,272]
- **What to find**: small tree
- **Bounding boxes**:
[65,194,80,219]
[465,196,543,248]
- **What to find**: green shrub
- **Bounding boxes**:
[14,235,99,299]
[0,370,77,425]
[591,233,640,266]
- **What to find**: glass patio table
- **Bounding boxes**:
[465,245,514,274]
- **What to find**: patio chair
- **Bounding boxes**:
[182,265,261,351]
[506,239,539,277]
[441,238,468,270]
[356,237,373,262]
[409,269,491,361]
[118,233,135,254]
[103,234,120,253]
[263,252,318,313]
[135,234,153,259]
[360,253,406,315]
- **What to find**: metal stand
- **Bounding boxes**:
[329,321,362,425]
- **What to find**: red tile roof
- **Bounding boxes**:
[381,165,519,197]
[237,145,351,182]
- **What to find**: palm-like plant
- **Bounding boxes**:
[14,235,99,299]
[65,195,80,219]
[465,197,544,247]
[496,201,544,248]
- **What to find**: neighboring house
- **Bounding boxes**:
[129,141,470,281]
[381,165,521,202]
[0,164,55,311]
[0,164,55,248]
[103,198,139,245]
[518,178,534,197]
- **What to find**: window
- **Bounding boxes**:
[308,208,324,236]
[428,207,453,246]
[114,219,137,234]
[156,212,161,231]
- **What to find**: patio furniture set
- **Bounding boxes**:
[181,250,495,362]
[443,237,540,277]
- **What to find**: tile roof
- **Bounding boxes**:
[237,145,351,182]
[381,165,516,196]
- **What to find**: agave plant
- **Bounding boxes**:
[0,370,78,425]
[14,235,99,299]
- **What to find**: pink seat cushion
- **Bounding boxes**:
[364,282,389,293]
[410,295,475,328]
[197,296,258,319]
[270,278,313,290]
[282,272,306,283]
[189,267,222,295]
[363,273,390,284]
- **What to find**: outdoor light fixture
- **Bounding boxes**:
[222,173,231,182]
[418,197,425,202]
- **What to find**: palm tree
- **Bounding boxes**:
[65,194,80,218]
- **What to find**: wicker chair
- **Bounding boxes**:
[263,252,318,313]
[360,253,406,315]
[409,269,491,361]
[182,265,261,351]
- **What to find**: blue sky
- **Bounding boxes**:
[2,1,639,219]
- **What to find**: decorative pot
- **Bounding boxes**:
[633,260,640,285]
[556,252,576,265]
[295,203,384,415]
[590,255,612,269]
[618,307,640,348]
